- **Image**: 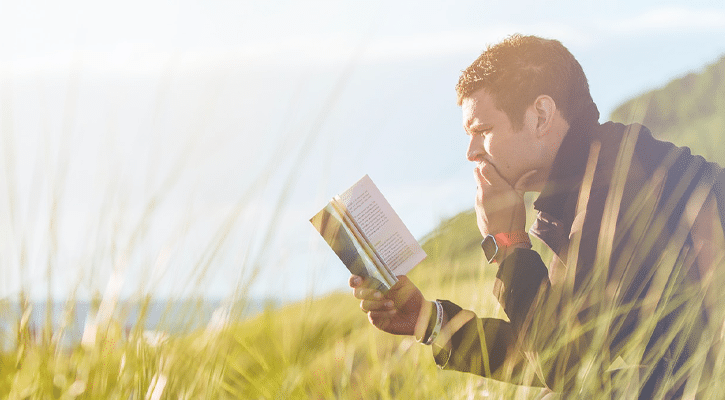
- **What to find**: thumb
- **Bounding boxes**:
[388,275,412,293]
[386,275,422,306]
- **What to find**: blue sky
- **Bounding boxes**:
[1,0,724,302]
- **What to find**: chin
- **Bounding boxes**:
[521,175,545,193]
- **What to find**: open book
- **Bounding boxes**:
[310,175,426,292]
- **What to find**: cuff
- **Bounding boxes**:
[495,248,548,327]
[432,300,463,368]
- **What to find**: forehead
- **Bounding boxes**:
[461,89,508,129]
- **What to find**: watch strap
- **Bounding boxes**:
[481,231,531,263]
[494,232,531,248]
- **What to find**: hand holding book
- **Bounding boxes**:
[350,275,425,336]
[310,175,426,292]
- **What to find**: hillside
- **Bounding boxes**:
[610,54,725,165]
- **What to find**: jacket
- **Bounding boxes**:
[433,122,725,398]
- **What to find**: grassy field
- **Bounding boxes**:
[3,128,725,399]
[0,209,545,399]
[4,196,725,398]
[223,210,549,399]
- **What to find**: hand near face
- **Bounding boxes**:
[349,275,424,336]
[474,162,537,237]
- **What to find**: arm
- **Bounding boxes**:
[349,274,543,385]
[428,248,549,387]
[348,163,552,386]
[456,162,562,386]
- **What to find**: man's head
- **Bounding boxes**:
[456,34,599,130]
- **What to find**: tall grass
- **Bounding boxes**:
[2,58,724,399]
[1,57,250,397]
[224,127,725,398]
[0,48,368,397]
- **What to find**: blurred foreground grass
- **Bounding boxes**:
[0,209,540,399]
[4,202,722,398]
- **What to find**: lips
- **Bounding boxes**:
[475,161,496,186]
[478,159,500,176]
[478,160,518,187]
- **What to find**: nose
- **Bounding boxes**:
[466,135,484,162]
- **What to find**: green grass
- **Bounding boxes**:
[0,208,517,399]
[3,155,724,399]
[3,53,725,398]
[220,143,725,398]
[219,207,553,398]
[3,189,724,398]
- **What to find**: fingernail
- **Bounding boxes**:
[385,301,393,308]
[373,291,382,299]
[352,277,361,286]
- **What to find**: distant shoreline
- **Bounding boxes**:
[0,298,280,349]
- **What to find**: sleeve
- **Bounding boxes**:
[431,248,549,387]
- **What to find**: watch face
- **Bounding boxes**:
[481,234,498,263]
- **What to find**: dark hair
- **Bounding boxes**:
[456,34,599,130]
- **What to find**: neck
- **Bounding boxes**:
[527,117,570,193]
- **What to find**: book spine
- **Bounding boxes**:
[310,203,392,292]
[330,197,398,288]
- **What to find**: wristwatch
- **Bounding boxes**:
[481,232,532,263]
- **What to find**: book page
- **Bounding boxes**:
[336,175,426,275]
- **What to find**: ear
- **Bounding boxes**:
[532,95,556,137]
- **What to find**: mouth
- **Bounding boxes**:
[479,159,501,176]
[476,156,495,171]
[475,160,505,186]
[478,160,519,187]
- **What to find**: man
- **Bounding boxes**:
[350,34,725,398]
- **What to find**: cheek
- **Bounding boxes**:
[488,138,509,160]
[484,137,496,155]
[496,143,521,170]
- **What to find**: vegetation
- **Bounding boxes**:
[2,53,725,399]
[610,54,725,165]
[0,209,537,398]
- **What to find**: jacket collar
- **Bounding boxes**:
[533,122,597,236]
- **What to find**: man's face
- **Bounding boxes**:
[462,89,541,189]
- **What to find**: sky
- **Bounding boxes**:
[1,0,724,302]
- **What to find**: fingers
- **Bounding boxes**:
[353,285,381,300]
[476,163,537,195]
[360,298,395,313]
[352,281,392,313]
[355,287,394,312]
[352,275,409,299]
[476,162,509,188]
[474,164,491,188]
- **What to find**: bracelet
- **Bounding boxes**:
[415,301,435,344]
[424,301,444,345]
